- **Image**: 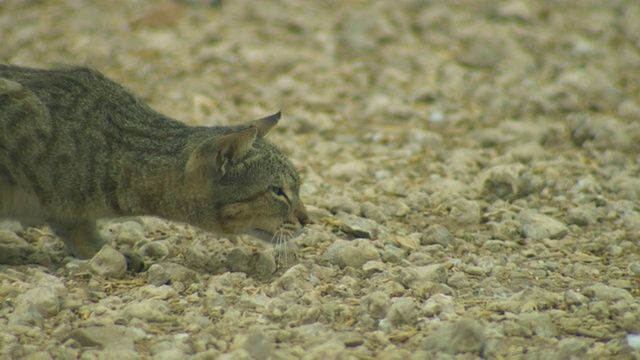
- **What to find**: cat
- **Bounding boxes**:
[0,65,308,270]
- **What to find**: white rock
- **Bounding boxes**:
[570,115,631,151]
[337,212,384,238]
[627,334,640,349]
[567,205,598,226]
[13,286,62,319]
[235,326,273,360]
[559,69,624,111]
[303,339,348,359]
[422,224,454,247]
[138,241,170,260]
[147,264,172,286]
[397,264,448,288]
[121,299,172,322]
[0,229,32,265]
[422,294,455,317]
[327,160,368,180]
[581,284,633,302]
[422,318,486,354]
[70,325,140,348]
[135,284,178,300]
[320,195,360,214]
[324,239,380,269]
[360,291,391,320]
[152,348,187,360]
[184,240,223,273]
[140,216,169,233]
[516,312,556,338]
[0,229,27,246]
[89,245,127,278]
[448,198,481,226]
[564,290,589,306]
[226,247,276,276]
[482,163,533,201]
[0,220,24,233]
[210,271,247,293]
[115,221,146,246]
[557,338,588,359]
[385,297,419,327]
[362,260,385,277]
[518,211,568,240]
[270,264,314,295]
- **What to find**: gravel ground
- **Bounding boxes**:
[2,0,640,359]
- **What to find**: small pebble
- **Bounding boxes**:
[121,299,172,322]
[516,312,556,338]
[422,318,486,354]
[567,205,597,226]
[89,245,127,279]
[448,198,481,226]
[337,212,383,239]
[381,244,407,263]
[421,224,454,247]
[564,290,589,306]
[385,297,419,327]
[556,338,588,359]
[138,241,170,259]
[324,239,380,269]
[340,331,364,347]
[582,284,633,302]
[226,247,276,276]
[362,260,385,277]
[147,264,172,286]
[482,163,533,200]
[361,291,391,320]
[238,326,273,360]
[519,211,568,240]
[115,221,146,246]
[70,325,139,348]
[398,264,448,288]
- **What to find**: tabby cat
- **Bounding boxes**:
[0,65,308,269]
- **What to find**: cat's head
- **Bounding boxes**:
[184,112,309,244]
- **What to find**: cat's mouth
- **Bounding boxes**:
[250,228,275,243]
[250,227,301,243]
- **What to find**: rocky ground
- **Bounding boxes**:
[2,0,640,359]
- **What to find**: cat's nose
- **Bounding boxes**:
[296,208,310,227]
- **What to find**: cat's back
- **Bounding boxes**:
[0,65,136,114]
[0,65,190,213]
[0,65,106,94]
[0,65,190,141]
[0,65,110,149]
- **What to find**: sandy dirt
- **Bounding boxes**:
[2,0,640,359]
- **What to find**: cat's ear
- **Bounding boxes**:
[213,126,258,171]
[248,111,280,138]
[186,126,258,178]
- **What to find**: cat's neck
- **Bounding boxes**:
[109,130,210,223]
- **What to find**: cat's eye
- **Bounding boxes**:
[271,186,288,200]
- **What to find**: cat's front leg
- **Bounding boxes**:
[47,217,145,272]
[47,218,104,259]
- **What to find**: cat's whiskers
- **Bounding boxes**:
[272,227,295,269]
